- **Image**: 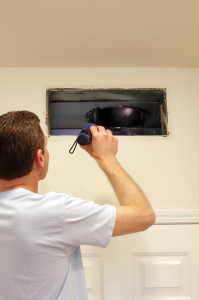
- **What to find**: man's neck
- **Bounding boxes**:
[0,172,39,194]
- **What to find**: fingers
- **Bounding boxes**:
[90,125,98,135]
[90,125,113,136]
[106,129,113,136]
[96,126,106,133]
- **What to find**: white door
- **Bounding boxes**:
[81,212,199,300]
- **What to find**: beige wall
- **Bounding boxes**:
[0,67,198,209]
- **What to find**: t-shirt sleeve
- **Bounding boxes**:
[62,195,116,248]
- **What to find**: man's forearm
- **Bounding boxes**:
[96,156,156,235]
[97,156,150,208]
[82,125,155,235]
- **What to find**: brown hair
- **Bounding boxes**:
[0,111,44,180]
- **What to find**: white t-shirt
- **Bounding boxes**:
[0,188,116,300]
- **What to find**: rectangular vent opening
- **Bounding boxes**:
[47,88,168,136]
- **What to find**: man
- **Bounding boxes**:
[0,110,155,300]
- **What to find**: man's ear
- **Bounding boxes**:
[35,149,44,168]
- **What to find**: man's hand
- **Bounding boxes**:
[80,125,118,163]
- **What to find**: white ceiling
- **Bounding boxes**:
[0,0,198,68]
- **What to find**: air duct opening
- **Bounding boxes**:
[47,88,168,136]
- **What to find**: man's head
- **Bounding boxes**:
[0,111,46,180]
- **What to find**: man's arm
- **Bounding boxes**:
[81,126,156,237]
